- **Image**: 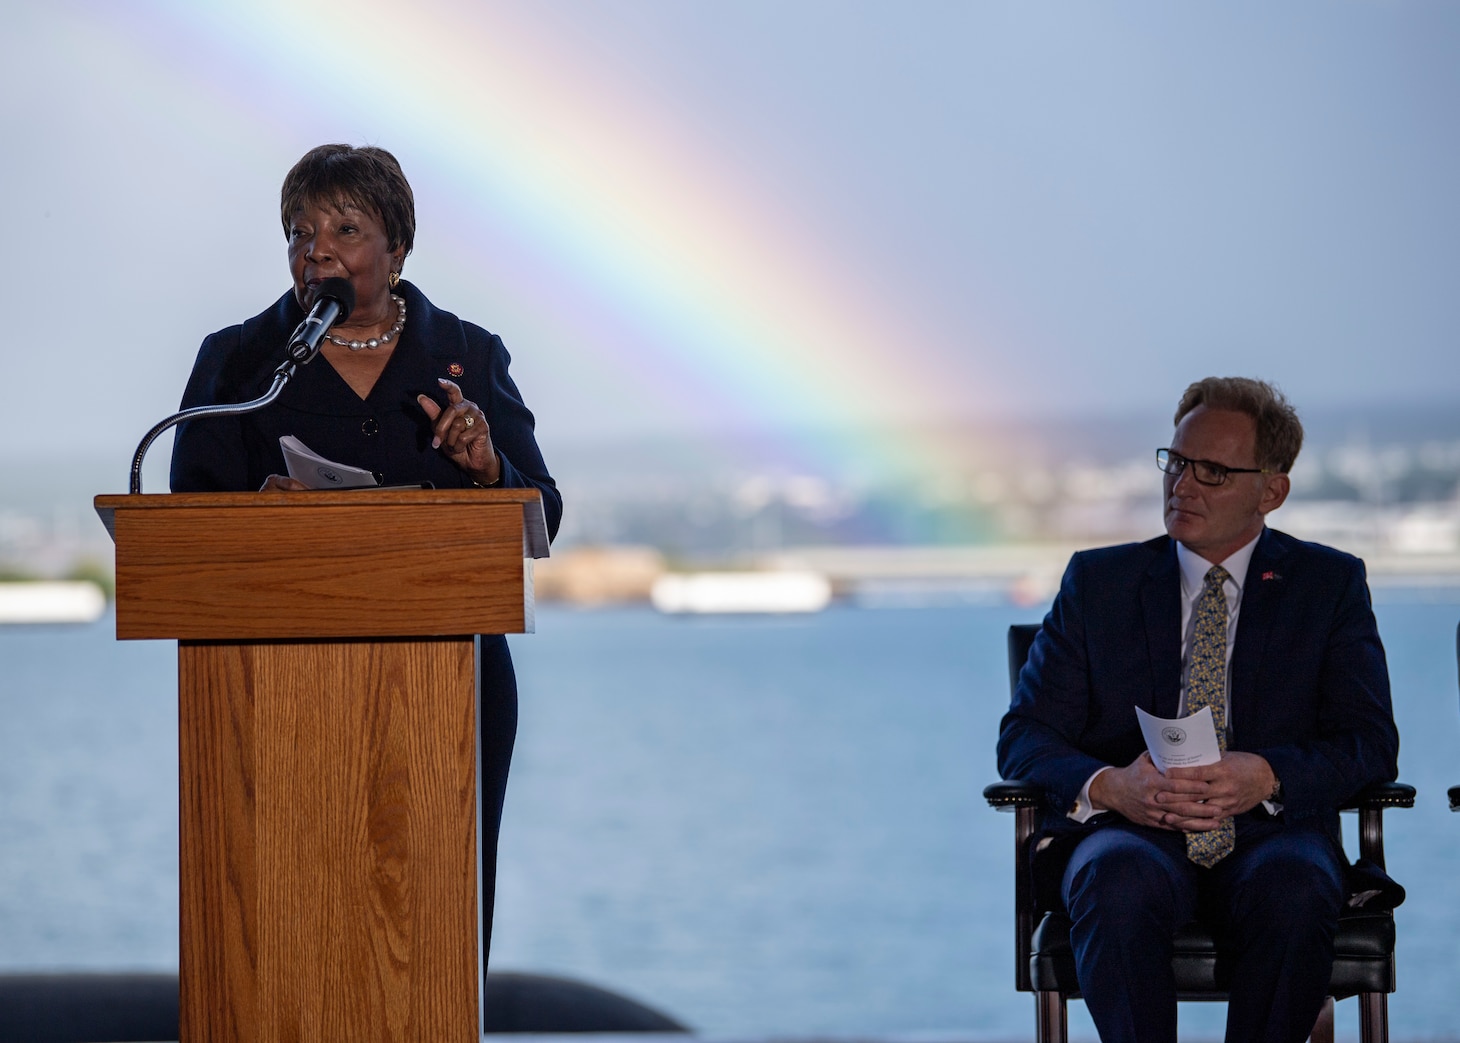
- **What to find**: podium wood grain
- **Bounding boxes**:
[179,638,478,1043]
[96,490,548,640]
[95,491,546,1042]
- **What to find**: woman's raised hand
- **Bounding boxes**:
[417,378,501,486]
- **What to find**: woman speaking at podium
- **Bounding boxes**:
[170,143,561,974]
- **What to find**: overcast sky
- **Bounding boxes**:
[2,1,1456,491]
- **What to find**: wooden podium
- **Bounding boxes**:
[95,489,550,1043]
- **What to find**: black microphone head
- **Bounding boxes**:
[313,277,356,322]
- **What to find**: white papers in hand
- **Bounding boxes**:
[1135,706,1221,773]
[279,435,379,489]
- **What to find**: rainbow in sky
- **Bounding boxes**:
[97,0,1008,488]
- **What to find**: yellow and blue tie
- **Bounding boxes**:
[1185,564,1235,868]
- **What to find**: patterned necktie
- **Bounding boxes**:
[1186,564,1235,867]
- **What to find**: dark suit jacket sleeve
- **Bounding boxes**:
[996,552,1119,818]
[478,333,562,542]
[170,325,259,493]
[1249,554,1398,818]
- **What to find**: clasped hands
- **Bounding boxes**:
[260,379,500,491]
[1089,751,1276,832]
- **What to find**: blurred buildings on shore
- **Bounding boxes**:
[7,404,1459,610]
[531,404,1460,608]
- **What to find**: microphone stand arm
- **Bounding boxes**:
[128,357,299,494]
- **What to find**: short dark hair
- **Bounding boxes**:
[1174,377,1303,473]
[280,144,415,258]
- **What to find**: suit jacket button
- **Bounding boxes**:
[362,418,379,436]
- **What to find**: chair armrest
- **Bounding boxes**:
[1336,781,1414,870]
[985,778,1044,993]
[984,779,1043,810]
[990,780,1416,812]
[1338,781,1415,812]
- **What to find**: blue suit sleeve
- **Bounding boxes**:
[997,553,1116,817]
[1255,557,1398,816]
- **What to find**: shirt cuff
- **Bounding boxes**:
[1069,767,1112,823]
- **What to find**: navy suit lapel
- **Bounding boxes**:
[1230,528,1288,742]
[1140,539,1183,719]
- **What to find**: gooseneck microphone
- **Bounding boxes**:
[126,279,359,493]
[286,277,356,363]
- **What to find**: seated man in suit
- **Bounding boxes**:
[997,377,1399,1043]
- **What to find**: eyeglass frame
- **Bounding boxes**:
[1156,448,1274,487]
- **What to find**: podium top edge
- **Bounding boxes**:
[96,489,543,509]
[94,488,550,557]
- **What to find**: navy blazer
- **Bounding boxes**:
[169,279,561,540]
[996,528,1399,848]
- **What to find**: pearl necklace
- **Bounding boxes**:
[329,294,406,351]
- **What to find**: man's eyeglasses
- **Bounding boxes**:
[1157,448,1272,487]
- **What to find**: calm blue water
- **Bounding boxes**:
[1,595,1458,1041]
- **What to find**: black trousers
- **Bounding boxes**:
[479,634,519,980]
[1061,815,1344,1043]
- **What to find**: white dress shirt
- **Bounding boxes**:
[1068,532,1263,822]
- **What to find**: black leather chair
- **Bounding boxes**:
[986,623,1414,1043]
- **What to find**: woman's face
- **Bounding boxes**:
[286,199,404,323]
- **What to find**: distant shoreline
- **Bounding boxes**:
[533,541,1460,609]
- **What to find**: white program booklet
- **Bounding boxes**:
[1135,705,1221,772]
[279,435,379,489]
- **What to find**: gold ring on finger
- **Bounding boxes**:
[464,415,475,427]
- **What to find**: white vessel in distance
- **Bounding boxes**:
[651,570,832,615]
[0,581,107,624]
